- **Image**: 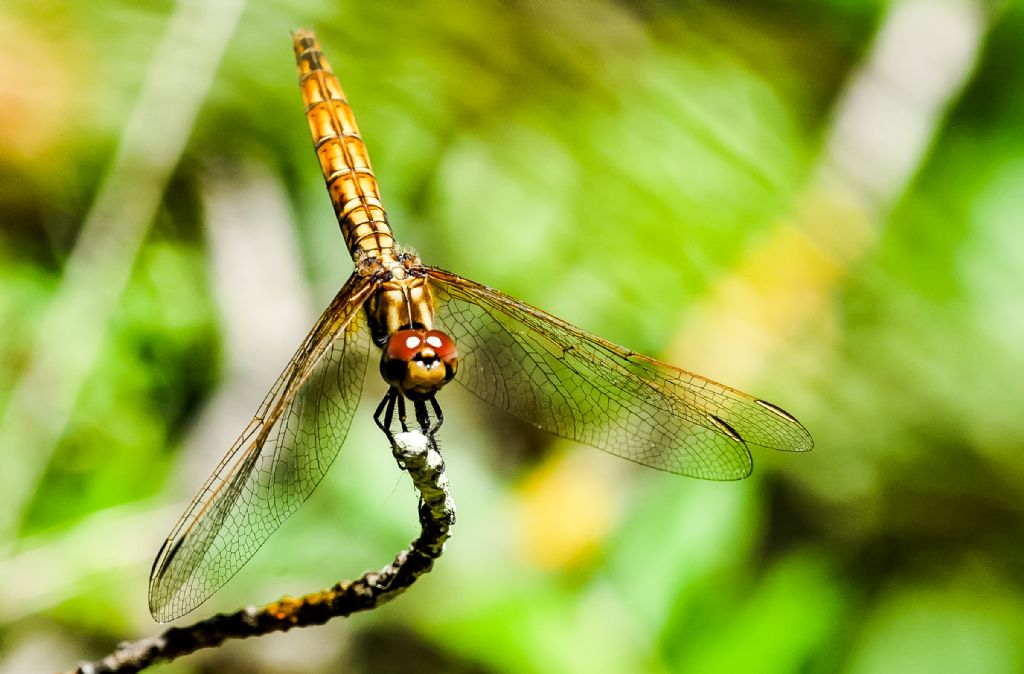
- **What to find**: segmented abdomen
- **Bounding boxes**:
[292,30,396,262]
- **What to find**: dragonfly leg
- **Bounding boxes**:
[374,388,443,437]
[429,395,444,433]
[374,387,399,440]
[413,399,430,433]
[397,394,410,433]
[410,395,445,436]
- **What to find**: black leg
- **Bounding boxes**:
[397,394,409,432]
[374,389,445,437]
[374,388,399,439]
[414,399,430,433]
[428,395,444,433]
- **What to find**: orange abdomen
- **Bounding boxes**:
[292,30,396,263]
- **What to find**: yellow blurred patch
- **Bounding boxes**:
[672,189,873,385]
[0,17,77,160]
[513,446,618,570]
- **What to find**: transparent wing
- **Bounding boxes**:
[425,267,812,480]
[149,273,375,622]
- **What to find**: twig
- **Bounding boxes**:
[70,430,455,674]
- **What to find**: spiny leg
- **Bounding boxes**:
[428,395,444,433]
[411,395,445,436]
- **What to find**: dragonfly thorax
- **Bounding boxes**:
[367,275,435,343]
[367,274,458,399]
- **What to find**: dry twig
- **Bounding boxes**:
[71,430,454,674]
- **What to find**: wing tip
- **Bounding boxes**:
[701,458,754,481]
[754,398,814,453]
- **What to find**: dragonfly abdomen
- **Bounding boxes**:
[293,30,397,263]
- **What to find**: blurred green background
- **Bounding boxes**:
[2,0,1023,672]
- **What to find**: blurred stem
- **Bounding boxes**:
[813,0,988,219]
[0,0,246,542]
[671,0,989,388]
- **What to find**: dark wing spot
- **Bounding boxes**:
[754,398,800,424]
[707,414,744,444]
[153,536,185,580]
[150,538,171,579]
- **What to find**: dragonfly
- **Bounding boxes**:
[148,29,813,623]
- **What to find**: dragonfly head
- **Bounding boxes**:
[381,329,458,399]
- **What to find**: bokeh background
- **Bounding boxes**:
[2,0,1023,672]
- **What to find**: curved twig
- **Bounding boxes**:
[71,430,454,674]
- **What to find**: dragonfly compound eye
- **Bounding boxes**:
[381,329,458,399]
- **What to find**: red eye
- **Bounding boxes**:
[380,329,459,399]
[385,330,424,362]
[424,330,457,362]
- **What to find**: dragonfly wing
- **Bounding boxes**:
[425,267,812,480]
[149,273,375,622]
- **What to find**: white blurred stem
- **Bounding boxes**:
[0,0,246,543]
[672,0,988,386]
[815,0,987,217]
[178,162,316,487]
[0,151,315,627]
